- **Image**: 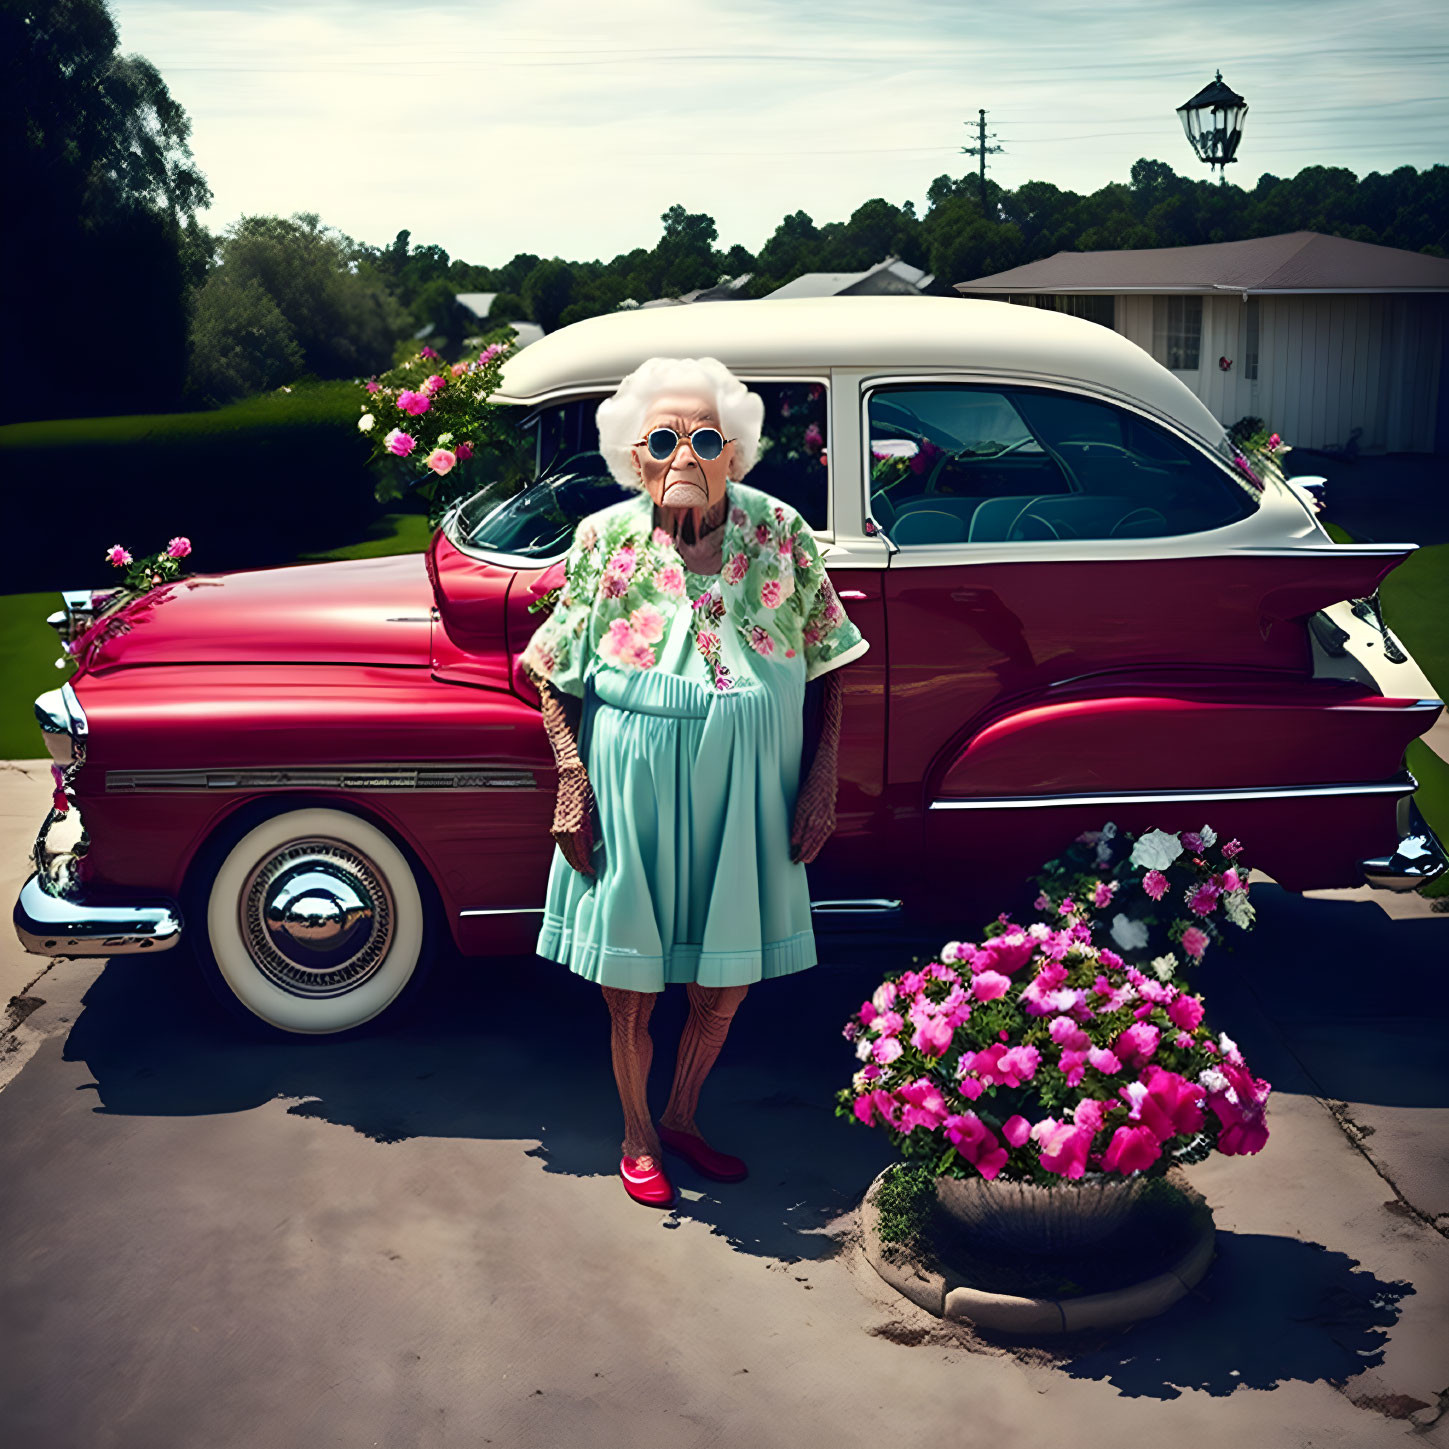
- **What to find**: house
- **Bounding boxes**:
[764,255,935,300]
[635,273,755,308]
[957,231,1449,454]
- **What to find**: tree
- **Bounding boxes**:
[0,0,212,421]
[187,276,305,405]
[522,259,577,332]
[186,212,406,403]
[653,204,722,295]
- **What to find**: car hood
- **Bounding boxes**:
[77,554,436,671]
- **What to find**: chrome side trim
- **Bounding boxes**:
[459,907,545,917]
[14,872,182,957]
[811,898,904,915]
[107,764,540,793]
[929,773,1418,811]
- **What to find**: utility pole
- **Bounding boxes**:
[960,109,1003,212]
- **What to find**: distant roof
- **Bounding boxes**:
[455,292,498,318]
[957,230,1449,295]
[765,256,935,299]
[490,294,1226,447]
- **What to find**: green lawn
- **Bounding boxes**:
[3,512,432,761]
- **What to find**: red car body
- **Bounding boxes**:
[17,297,1446,1035]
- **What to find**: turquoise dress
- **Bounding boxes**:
[521,481,869,994]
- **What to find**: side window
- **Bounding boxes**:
[746,381,829,529]
[865,383,1258,546]
[1007,389,1258,539]
[866,385,1071,545]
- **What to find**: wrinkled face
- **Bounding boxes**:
[630,392,736,513]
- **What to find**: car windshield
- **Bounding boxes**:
[445,381,832,560]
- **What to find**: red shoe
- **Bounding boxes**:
[657,1125,749,1183]
[619,1155,675,1208]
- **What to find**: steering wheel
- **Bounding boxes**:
[1109,506,1168,538]
[1054,439,1136,459]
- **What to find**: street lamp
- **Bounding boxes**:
[1176,70,1248,182]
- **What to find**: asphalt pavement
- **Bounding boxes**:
[2,761,1447,1448]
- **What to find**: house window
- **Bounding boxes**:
[1153,295,1203,371]
[1005,294,1116,329]
[1244,296,1260,382]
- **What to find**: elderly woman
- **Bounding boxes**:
[519,356,869,1209]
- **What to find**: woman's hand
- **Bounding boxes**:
[551,762,597,876]
[789,765,837,865]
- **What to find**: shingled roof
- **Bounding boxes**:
[956,230,1449,295]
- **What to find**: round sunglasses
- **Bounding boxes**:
[635,426,735,462]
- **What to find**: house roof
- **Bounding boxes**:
[765,256,935,299]
[489,294,1226,447]
[455,292,498,318]
[956,230,1449,295]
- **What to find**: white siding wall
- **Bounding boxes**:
[1112,292,1444,452]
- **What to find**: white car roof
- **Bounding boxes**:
[491,295,1229,447]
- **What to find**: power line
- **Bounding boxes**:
[961,109,1004,207]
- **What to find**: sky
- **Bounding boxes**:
[111,0,1449,270]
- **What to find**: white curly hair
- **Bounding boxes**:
[595,356,765,494]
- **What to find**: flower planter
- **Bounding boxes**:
[935,1172,1147,1254]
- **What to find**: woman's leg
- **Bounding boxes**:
[658,982,750,1137]
[601,984,661,1165]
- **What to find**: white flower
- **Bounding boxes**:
[1198,823,1218,847]
[1027,922,1052,941]
[1129,829,1184,871]
[855,1037,873,1062]
[1101,822,1118,840]
[357,412,375,432]
[1151,952,1178,981]
[1198,1067,1229,1094]
[1121,1081,1148,1117]
[1110,913,1149,951]
[437,431,453,445]
[1223,889,1256,929]
[1218,1032,1244,1065]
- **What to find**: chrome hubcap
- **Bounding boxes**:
[239,837,395,997]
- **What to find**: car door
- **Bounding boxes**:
[867,376,1433,919]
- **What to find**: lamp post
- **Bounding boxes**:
[1176,70,1248,183]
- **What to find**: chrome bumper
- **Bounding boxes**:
[1361,798,1448,892]
[14,872,183,957]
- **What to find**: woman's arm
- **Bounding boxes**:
[789,670,843,865]
[524,661,596,876]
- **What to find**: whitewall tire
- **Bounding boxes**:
[198,807,432,1036]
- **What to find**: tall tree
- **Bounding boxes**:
[0,0,212,422]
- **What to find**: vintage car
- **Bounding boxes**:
[16,295,1448,1037]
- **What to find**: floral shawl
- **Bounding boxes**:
[519,479,868,697]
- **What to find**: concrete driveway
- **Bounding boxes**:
[2,763,1447,1448]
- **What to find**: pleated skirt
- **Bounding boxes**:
[535,663,819,992]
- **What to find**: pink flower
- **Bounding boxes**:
[943,1112,1009,1179]
[106,545,133,568]
[1131,1066,1206,1140]
[421,373,447,397]
[1049,1016,1090,1051]
[608,546,637,578]
[654,564,685,596]
[1222,839,1243,858]
[1167,994,1204,1032]
[384,428,416,457]
[748,626,775,656]
[455,440,474,461]
[871,982,898,1012]
[1180,830,1204,853]
[1030,1118,1094,1179]
[1033,892,1051,911]
[1087,1046,1122,1075]
[419,345,439,360]
[970,970,1011,1002]
[365,379,381,394]
[1058,1049,1089,1087]
[760,578,784,609]
[911,1014,954,1057]
[1002,1114,1031,1148]
[165,536,192,559]
[1180,926,1210,960]
[1142,869,1169,901]
[852,1095,876,1125]
[725,551,750,585]
[1188,882,1220,915]
[972,932,1035,977]
[1208,1062,1271,1154]
[803,422,824,449]
[898,1077,948,1131]
[872,1036,903,1066]
[755,522,771,545]
[1101,1124,1162,1175]
[1073,1097,1108,1136]
[1115,1022,1160,1067]
[396,389,431,416]
[450,362,467,377]
[1093,880,1117,908]
[425,447,457,476]
[1268,433,1282,449]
